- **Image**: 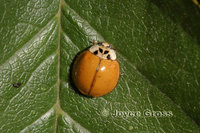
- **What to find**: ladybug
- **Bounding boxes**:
[72,41,120,97]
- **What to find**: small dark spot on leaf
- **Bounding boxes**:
[13,83,21,88]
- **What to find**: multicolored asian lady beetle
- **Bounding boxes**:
[72,41,120,97]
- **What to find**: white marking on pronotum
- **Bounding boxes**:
[89,42,116,60]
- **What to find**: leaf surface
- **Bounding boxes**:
[0,0,200,132]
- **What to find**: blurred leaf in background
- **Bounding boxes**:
[0,0,200,132]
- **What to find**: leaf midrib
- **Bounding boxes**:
[54,0,62,132]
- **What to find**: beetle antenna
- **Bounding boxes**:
[112,47,118,50]
[89,40,98,45]
[93,40,97,45]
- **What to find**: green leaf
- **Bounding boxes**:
[0,0,200,132]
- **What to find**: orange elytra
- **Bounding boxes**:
[72,41,120,97]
